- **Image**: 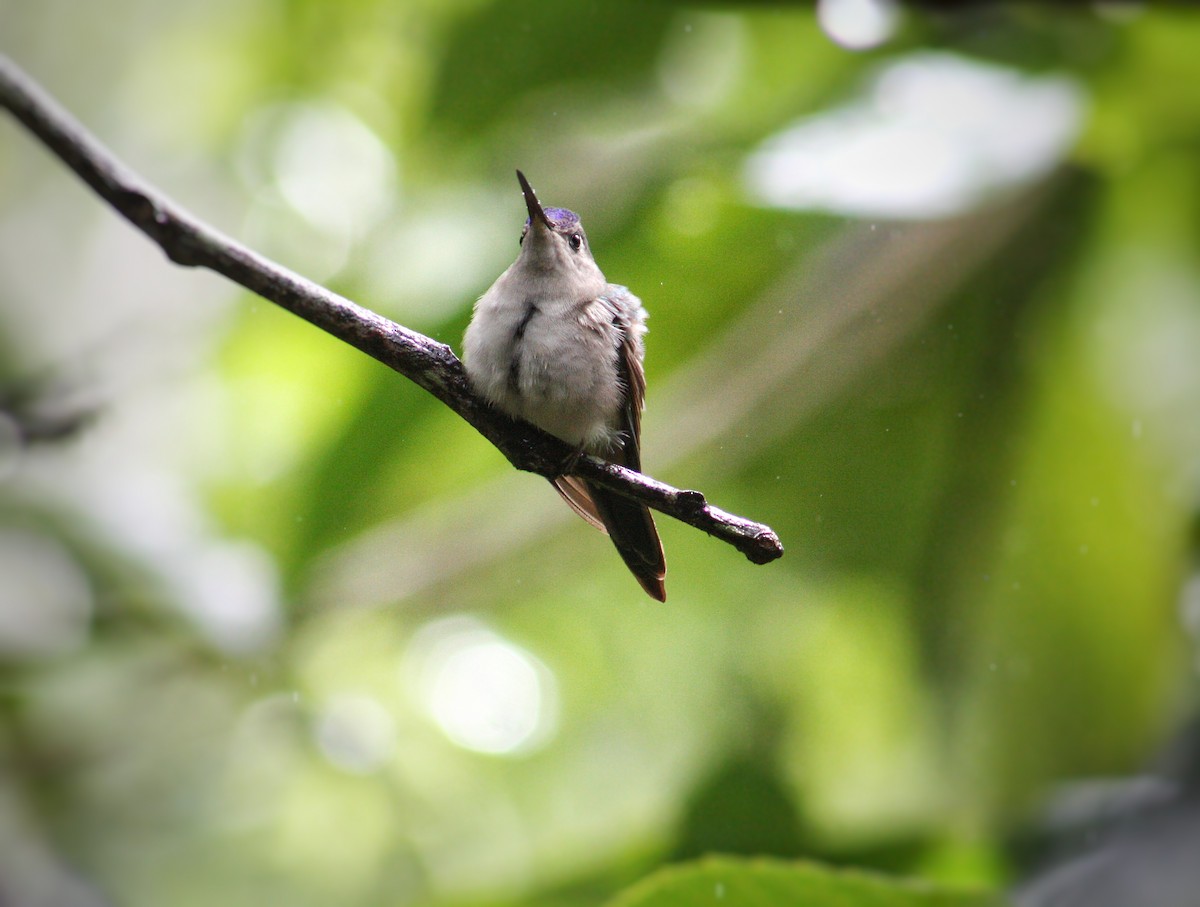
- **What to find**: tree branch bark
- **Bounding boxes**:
[0,55,783,566]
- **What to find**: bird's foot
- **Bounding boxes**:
[560,443,587,476]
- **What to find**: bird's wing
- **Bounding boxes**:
[616,311,646,471]
[593,285,648,469]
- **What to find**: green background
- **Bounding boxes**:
[1,2,1198,905]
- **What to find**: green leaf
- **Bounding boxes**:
[607,857,1001,907]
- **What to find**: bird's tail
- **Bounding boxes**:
[587,481,667,602]
[552,476,667,601]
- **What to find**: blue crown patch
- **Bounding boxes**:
[541,207,580,229]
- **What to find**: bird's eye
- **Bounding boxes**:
[519,225,528,246]
[569,233,582,251]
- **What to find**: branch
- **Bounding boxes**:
[0,55,783,566]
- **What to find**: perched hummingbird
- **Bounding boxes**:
[464,170,667,601]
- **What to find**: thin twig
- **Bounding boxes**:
[0,54,783,566]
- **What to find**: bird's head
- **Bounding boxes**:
[514,170,604,288]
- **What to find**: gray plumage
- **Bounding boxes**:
[463,170,666,601]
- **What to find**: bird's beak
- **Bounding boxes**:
[517,169,551,231]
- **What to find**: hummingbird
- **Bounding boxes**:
[463,170,667,601]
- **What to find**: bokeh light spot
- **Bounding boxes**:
[818,0,901,51]
[744,52,1086,219]
[272,102,395,237]
[405,617,559,757]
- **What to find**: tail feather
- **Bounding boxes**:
[586,481,667,602]
[550,477,667,601]
[552,475,606,531]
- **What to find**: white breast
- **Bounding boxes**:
[465,276,623,449]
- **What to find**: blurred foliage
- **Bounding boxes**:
[2,2,1200,906]
[607,857,997,907]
